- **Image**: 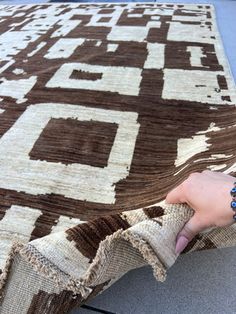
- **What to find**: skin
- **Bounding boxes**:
[165,170,236,254]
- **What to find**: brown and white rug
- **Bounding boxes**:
[0,2,236,313]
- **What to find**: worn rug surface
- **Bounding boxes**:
[0,2,236,313]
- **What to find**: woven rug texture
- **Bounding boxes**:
[0,2,236,313]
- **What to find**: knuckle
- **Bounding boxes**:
[202,169,211,174]
[181,179,189,192]
[181,180,189,190]
[182,172,200,191]
[188,172,200,179]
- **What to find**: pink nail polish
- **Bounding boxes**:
[175,236,189,254]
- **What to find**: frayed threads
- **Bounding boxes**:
[67,278,92,299]
[0,242,24,300]
[122,231,167,282]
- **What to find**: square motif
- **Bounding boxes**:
[0,103,139,204]
[29,118,118,168]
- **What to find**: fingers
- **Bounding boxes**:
[165,183,185,204]
[165,172,200,204]
[202,169,233,181]
[175,213,207,254]
[201,169,220,179]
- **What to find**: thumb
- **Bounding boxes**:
[175,214,206,255]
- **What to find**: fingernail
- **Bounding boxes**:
[175,236,189,254]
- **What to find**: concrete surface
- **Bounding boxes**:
[75,247,236,314]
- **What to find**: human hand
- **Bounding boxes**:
[165,170,236,254]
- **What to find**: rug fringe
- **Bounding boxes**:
[0,228,167,300]
[0,242,23,300]
[122,231,166,282]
